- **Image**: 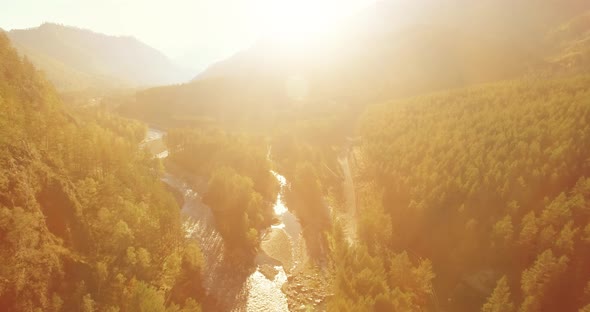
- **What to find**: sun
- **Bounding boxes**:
[258,0,374,44]
[266,0,331,41]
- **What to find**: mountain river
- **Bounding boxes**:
[144,128,302,311]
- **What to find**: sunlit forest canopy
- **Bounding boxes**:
[0,33,205,311]
[358,76,590,310]
[1,0,590,311]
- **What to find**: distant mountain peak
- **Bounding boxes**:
[8,23,195,91]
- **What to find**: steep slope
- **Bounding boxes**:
[0,33,204,311]
[349,75,590,311]
[7,23,193,91]
[121,0,590,128]
[8,38,122,91]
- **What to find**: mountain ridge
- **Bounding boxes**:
[8,23,194,91]
[122,1,590,128]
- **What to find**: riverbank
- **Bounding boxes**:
[283,264,331,311]
[145,127,333,311]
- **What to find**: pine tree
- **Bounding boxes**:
[520,250,569,312]
[481,276,515,312]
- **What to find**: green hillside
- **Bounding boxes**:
[333,73,590,312]
[0,33,204,311]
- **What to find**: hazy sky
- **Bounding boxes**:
[0,0,375,70]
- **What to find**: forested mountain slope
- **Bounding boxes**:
[348,76,590,311]
[0,33,203,311]
[7,23,193,91]
[323,9,590,312]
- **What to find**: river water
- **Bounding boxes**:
[145,128,300,311]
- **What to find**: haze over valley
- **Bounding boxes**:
[1,1,590,311]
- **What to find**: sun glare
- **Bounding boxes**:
[259,0,374,44]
